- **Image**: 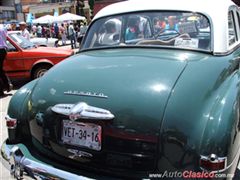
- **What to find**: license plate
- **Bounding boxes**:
[61,120,102,151]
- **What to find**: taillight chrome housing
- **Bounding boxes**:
[200,154,227,172]
[5,115,17,129]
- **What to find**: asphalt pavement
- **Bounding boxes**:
[58,43,80,54]
[58,39,81,53]
[0,91,14,180]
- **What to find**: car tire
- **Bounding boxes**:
[32,64,52,79]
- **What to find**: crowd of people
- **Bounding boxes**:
[0,20,88,96]
[125,15,180,41]
[4,20,88,49]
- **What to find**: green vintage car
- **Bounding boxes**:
[2,0,240,179]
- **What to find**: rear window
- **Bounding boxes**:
[82,11,211,51]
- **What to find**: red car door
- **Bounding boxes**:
[4,35,27,79]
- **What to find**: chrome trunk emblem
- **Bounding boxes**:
[64,90,108,99]
[51,102,115,120]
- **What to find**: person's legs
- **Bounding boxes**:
[0,77,4,96]
[0,49,12,93]
[61,34,65,45]
[63,34,67,45]
[74,35,77,48]
[70,35,74,49]
[0,48,6,95]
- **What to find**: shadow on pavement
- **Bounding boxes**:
[11,79,30,90]
[0,80,27,99]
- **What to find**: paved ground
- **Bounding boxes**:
[0,91,14,180]
[58,44,80,54]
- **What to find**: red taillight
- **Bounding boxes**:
[5,115,17,129]
[200,154,227,172]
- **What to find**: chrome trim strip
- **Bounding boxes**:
[64,90,108,99]
[51,102,115,120]
[1,142,93,180]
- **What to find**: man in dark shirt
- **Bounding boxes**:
[0,25,12,96]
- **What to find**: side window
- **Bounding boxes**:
[228,11,237,46]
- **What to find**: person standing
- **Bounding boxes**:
[125,16,140,40]
[54,23,59,39]
[19,21,30,40]
[0,25,12,96]
[37,24,42,37]
[78,22,88,45]
[42,25,46,38]
[60,23,67,45]
[165,16,179,32]
[32,24,37,36]
[68,21,76,49]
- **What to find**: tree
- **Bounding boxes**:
[76,0,85,16]
[88,0,94,18]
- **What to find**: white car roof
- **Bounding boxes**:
[94,0,238,54]
[94,0,234,19]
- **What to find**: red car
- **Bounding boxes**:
[5,32,74,79]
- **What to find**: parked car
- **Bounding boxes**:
[2,0,240,179]
[5,31,73,80]
[30,37,59,47]
[10,31,60,47]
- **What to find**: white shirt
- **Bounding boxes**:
[22,28,30,40]
[0,26,8,49]
[37,26,42,34]
[68,25,75,36]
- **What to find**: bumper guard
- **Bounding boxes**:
[1,141,93,180]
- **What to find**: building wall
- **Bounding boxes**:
[94,0,125,16]
[1,0,14,6]
[0,6,16,23]
[20,0,41,5]
[23,1,77,20]
[23,1,90,21]
[0,0,16,23]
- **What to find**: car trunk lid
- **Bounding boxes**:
[28,48,188,176]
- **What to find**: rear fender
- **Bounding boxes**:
[7,79,38,143]
[200,70,240,167]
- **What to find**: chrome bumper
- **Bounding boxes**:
[1,141,93,180]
